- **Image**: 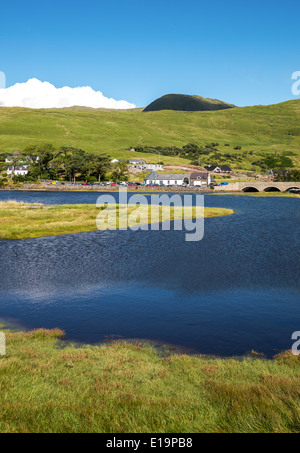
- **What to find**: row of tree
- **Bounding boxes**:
[1,145,129,183]
[134,143,296,170]
[273,169,300,182]
[252,155,294,171]
[134,143,216,160]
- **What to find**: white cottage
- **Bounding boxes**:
[190,172,211,186]
[144,170,211,187]
[7,165,29,176]
[144,171,190,186]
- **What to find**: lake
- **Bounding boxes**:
[0,190,299,357]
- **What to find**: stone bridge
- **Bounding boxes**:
[214,181,300,192]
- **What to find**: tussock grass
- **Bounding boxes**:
[0,328,299,433]
[0,202,233,240]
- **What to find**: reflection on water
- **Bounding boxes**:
[0,191,299,356]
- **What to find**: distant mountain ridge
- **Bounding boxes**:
[143,94,236,112]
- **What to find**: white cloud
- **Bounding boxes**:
[0,78,136,109]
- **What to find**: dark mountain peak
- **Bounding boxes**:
[143,94,235,112]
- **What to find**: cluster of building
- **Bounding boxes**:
[143,165,233,187]
[3,153,233,183]
[111,158,163,172]
[111,160,233,178]
[4,155,40,177]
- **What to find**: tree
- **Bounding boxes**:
[83,160,96,181]
[19,144,113,183]
[273,169,300,182]
[0,177,8,187]
[26,164,41,181]
[64,149,86,183]
[48,157,64,180]
[93,154,111,183]
[111,161,129,182]
[23,144,56,176]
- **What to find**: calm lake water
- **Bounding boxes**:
[0,190,299,357]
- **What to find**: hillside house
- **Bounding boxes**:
[5,155,39,163]
[143,164,163,171]
[130,163,163,172]
[7,165,29,176]
[204,165,232,173]
[111,158,146,165]
[128,159,146,165]
[25,155,40,163]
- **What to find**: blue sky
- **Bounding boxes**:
[0,0,299,107]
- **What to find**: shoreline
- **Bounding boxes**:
[1,184,213,193]
[0,185,299,196]
[0,323,288,360]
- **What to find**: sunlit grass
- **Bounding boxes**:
[0,201,233,240]
[0,328,299,433]
[0,99,299,169]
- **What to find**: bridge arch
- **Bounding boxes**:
[242,186,259,192]
[263,186,281,192]
[285,186,300,192]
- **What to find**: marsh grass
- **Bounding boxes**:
[0,201,233,240]
[0,328,299,433]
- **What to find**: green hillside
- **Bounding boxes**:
[143,93,235,112]
[0,98,299,169]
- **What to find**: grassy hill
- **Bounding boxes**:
[0,98,299,169]
[143,94,235,112]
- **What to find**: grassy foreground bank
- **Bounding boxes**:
[0,201,233,240]
[0,328,299,433]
